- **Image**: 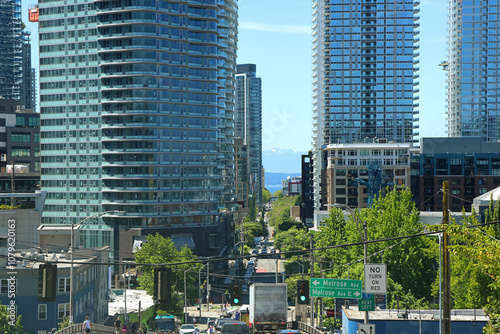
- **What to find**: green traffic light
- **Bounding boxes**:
[300,295,306,302]
[234,298,239,304]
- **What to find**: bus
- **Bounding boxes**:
[155,315,181,334]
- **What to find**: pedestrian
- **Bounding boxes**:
[115,316,122,334]
[82,316,92,334]
[142,325,147,334]
[130,321,137,334]
[122,324,128,333]
[193,317,197,326]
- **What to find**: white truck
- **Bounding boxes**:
[249,283,288,334]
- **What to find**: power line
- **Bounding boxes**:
[3,220,498,268]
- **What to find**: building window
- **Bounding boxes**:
[58,277,70,293]
[58,303,70,319]
[0,279,8,294]
[38,304,47,320]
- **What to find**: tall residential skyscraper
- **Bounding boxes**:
[0,0,36,110]
[38,0,237,255]
[311,0,420,208]
[235,64,262,207]
[445,1,500,141]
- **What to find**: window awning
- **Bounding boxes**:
[171,234,196,250]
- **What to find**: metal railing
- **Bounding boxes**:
[53,323,115,334]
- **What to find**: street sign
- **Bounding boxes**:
[364,264,387,294]
[359,292,375,311]
[358,324,375,334]
[310,278,362,299]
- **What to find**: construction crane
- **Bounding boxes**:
[351,161,392,208]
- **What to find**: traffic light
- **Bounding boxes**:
[153,267,172,304]
[296,280,310,305]
[38,263,57,302]
[230,281,242,306]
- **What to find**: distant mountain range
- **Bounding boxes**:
[263,148,306,194]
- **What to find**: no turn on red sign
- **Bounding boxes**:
[364,264,387,294]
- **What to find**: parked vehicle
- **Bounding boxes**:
[249,284,287,334]
[179,324,197,334]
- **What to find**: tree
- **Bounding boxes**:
[58,316,70,330]
[436,212,500,333]
[134,233,201,316]
[262,188,271,204]
[0,302,23,334]
[274,190,283,199]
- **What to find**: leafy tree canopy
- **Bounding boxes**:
[0,302,23,334]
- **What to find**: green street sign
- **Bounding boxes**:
[359,293,375,311]
[310,278,362,299]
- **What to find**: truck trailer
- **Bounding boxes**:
[249,283,288,334]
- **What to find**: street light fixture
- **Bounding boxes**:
[332,203,369,325]
[69,210,124,325]
[184,267,197,324]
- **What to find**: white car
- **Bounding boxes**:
[179,324,197,334]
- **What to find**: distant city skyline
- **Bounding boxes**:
[22,0,448,156]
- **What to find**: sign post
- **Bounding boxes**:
[364,264,387,294]
[310,278,362,299]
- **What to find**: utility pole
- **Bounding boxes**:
[443,181,451,334]
[310,234,314,327]
[363,221,368,325]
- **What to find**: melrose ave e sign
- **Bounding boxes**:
[310,278,362,299]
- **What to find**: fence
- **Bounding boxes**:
[53,323,115,334]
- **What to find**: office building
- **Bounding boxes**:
[38,1,238,257]
[0,0,37,110]
[311,0,420,209]
[0,99,40,195]
[411,137,500,212]
[322,141,413,208]
[235,64,262,207]
[445,1,500,141]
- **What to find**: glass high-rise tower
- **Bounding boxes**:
[235,64,262,207]
[311,0,420,208]
[446,0,500,141]
[39,0,238,254]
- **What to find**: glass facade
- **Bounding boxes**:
[235,64,263,207]
[39,0,238,245]
[446,0,500,141]
[311,0,420,208]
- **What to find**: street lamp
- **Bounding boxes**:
[198,263,208,318]
[184,267,197,324]
[332,203,369,325]
[69,210,124,325]
[288,259,305,277]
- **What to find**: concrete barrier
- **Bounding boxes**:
[53,323,115,334]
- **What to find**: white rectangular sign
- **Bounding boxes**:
[358,324,375,334]
[364,263,387,294]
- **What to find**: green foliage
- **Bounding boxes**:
[242,221,267,247]
[58,316,70,330]
[274,190,283,199]
[314,188,435,307]
[274,227,309,259]
[386,278,429,309]
[134,233,201,317]
[268,195,299,232]
[434,210,500,333]
[0,302,23,334]
[247,195,257,221]
[262,188,271,204]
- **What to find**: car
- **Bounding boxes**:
[179,324,197,334]
[220,322,250,334]
[214,318,233,334]
[276,330,301,334]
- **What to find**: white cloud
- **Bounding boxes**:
[239,21,311,35]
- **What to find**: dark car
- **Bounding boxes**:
[214,318,233,334]
[220,322,250,334]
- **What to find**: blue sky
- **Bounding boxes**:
[23,0,448,153]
